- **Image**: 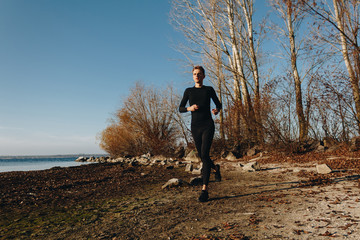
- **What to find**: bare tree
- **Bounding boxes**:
[302,0,360,133]
[236,0,264,142]
[170,0,265,143]
[270,0,309,142]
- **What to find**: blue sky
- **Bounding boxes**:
[0,0,274,156]
[0,0,188,156]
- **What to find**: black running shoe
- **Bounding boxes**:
[215,164,221,182]
[198,190,209,202]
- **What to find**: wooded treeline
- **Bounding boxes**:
[100,0,360,157]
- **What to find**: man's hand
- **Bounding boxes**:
[212,108,220,115]
[187,104,199,112]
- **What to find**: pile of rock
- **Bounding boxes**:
[75,154,187,168]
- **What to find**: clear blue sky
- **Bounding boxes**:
[0,0,272,156]
[0,0,187,156]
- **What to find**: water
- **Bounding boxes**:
[0,156,93,173]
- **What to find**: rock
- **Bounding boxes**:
[185,163,193,172]
[225,152,238,161]
[192,168,202,175]
[246,147,261,157]
[349,136,360,152]
[151,159,162,165]
[315,143,326,153]
[174,146,185,158]
[243,162,260,172]
[175,161,185,167]
[184,150,201,163]
[153,155,167,161]
[137,157,149,165]
[75,156,87,162]
[129,160,138,166]
[316,164,332,174]
[326,144,341,153]
[161,178,183,189]
[189,176,203,186]
[323,137,338,148]
[141,152,152,159]
[113,157,124,162]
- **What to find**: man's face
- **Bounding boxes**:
[193,69,205,85]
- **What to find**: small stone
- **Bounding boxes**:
[246,147,261,157]
[316,164,332,174]
[75,156,87,162]
[243,162,260,172]
[185,163,193,172]
[162,178,183,189]
[192,168,202,174]
[189,176,203,186]
[315,144,326,153]
[225,152,238,161]
[185,150,201,163]
[349,136,360,151]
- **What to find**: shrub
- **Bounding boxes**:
[99,82,181,157]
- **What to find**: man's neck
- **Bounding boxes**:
[195,83,203,88]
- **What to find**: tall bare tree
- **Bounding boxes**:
[270,0,309,141]
[171,0,264,142]
[237,0,263,141]
[302,0,360,133]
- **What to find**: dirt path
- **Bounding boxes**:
[1,160,360,239]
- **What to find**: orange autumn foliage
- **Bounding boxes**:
[99,83,181,157]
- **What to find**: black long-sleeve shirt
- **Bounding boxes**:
[179,86,222,127]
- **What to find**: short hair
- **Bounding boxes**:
[192,65,205,75]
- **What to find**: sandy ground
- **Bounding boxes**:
[1,158,360,239]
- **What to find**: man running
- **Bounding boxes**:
[179,65,222,202]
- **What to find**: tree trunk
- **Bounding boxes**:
[333,0,360,133]
[227,0,255,140]
[286,4,308,142]
[238,0,263,142]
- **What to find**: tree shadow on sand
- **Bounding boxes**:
[209,174,360,201]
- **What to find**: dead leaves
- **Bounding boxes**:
[191,222,249,240]
[319,230,338,237]
[248,214,261,225]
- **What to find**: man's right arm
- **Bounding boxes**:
[179,89,189,113]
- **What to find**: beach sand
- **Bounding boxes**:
[1,152,360,239]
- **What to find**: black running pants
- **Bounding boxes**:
[191,122,215,186]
